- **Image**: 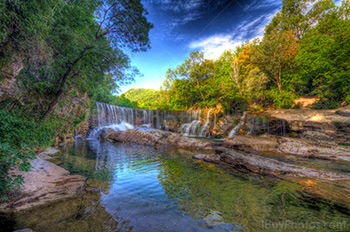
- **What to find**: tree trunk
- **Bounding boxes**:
[195,78,206,101]
[231,59,241,92]
[277,65,282,93]
[277,81,282,93]
[42,46,93,121]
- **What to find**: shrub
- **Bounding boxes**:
[345,95,350,104]
[268,89,297,109]
[311,99,340,109]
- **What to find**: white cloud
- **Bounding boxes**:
[244,0,281,11]
[189,8,280,60]
[189,35,241,59]
[334,0,342,6]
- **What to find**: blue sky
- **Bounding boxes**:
[118,0,283,93]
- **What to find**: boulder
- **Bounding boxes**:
[263,109,350,144]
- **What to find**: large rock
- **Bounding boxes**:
[0,150,84,213]
[224,135,350,162]
[336,105,350,117]
[263,109,350,144]
[102,128,217,150]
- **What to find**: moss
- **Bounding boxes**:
[288,132,300,138]
[334,122,343,129]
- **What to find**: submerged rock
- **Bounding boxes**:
[13,229,33,232]
[102,128,216,150]
[204,211,224,227]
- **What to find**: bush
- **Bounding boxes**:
[268,89,297,109]
[311,99,340,109]
[345,95,350,104]
[0,110,54,198]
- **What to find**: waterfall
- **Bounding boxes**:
[228,112,247,138]
[89,102,219,139]
[198,109,217,137]
[89,102,136,139]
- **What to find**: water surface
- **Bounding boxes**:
[4,140,350,232]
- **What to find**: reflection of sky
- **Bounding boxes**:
[71,141,239,231]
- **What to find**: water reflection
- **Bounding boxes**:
[55,140,350,232]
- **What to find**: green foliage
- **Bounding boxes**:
[268,89,297,109]
[0,110,54,198]
[296,3,350,101]
[345,95,350,104]
[124,89,160,109]
[311,99,340,109]
[112,94,138,108]
[0,0,152,118]
[154,0,348,112]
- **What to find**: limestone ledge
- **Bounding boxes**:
[0,149,85,213]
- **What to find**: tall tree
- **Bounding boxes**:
[42,0,153,120]
[296,0,350,101]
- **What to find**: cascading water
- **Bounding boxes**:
[228,112,247,138]
[178,109,217,138]
[88,102,136,139]
[198,109,217,137]
[89,102,214,139]
[88,102,289,140]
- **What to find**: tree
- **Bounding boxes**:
[253,30,299,93]
[124,88,160,109]
[42,0,153,120]
[296,1,350,101]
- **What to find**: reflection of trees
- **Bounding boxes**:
[156,155,350,232]
[156,154,274,231]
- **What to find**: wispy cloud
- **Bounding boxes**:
[147,0,229,31]
[189,35,241,59]
[189,7,280,59]
[244,0,281,11]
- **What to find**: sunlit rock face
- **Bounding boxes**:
[0,149,85,213]
[263,109,350,144]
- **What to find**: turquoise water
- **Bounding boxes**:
[3,140,350,232]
